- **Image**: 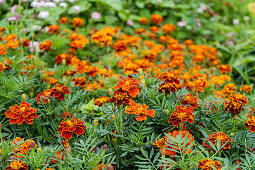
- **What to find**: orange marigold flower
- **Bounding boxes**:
[36,89,51,104]
[224,99,244,116]
[94,97,111,106]
[42,77,58,85]
[162,24,176,34]
[55,53,72,65]
[50,150,67,164]
[91,27,116,47]
[139,17,149,24]
[72,77,86,88]
[181,93,199,109]
[6,160,28,170]
[217,64,232,74]
[86,66,99,77]
[153,131,195,156]
[245,115,255,132]
[157,71,180,84]
[192,78,209,92]
[0,62,7,73]
[50,85,70,100]
[3,33,17,41]
[240,85,252,93]
[59,17,70,24]
[110,90,131,105]
[114,78,140,98]
[72,17,84,27]
[168,106,194,126]
[150,14,163,25]
[231,93,248,105]
[158,71,181,94]
[135,28,146,35]
[159,82,180,94]
[203,132,232,150]
[39,40,53,51]
[63,70,77,77]
[5,101,38,125]
[125,100,155,121]
[48,25,60,34]
[21,38,30,47]
[197,159,222,170]
[58,117,86,140]
[223,83,236,96]
[5,39,20,49]
[60,111,72,120]
[184,39,194,46]
[11,137,38,158]
[69,36,89,49]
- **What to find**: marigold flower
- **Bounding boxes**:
[11,137,38,158]
[41,77,58,85]
[39,40,53,51]
[63,70,77,77]
[36,89,51,104]
[55,53,72,65]
[125,100,155,121]
[153,131,195,156]
[158,71,181,94]
[58,117,86,140]
[203,132,232,150]
[159,82,180,94]
[168,106,194,126]
[197,159,222,170]
[50,85,70,100]
[94,96,111,106]
[59,17,70,24]
[5,101,38,125]
[240,84,252,93]
[5,39,20,49]
[181,93,199,109]
[50,150,67,164]
[91,27,116,47]
[192,78,209,92]
[135,28,146,35]
[3,34,17,41]
[231,93,248,105]
[0,62,7,73]
[110,90,131,105]
[72,77,86,87]
[114,78,140,98]
[86,66,99,77]
[21,38,30,47]
[48,25,60,34]
[6,160,28,170]
[72,17,84,27]
[224,99,244,116]
[60,111,72,120]
[162,24,176,34]
[139,17,149,24]
[217,64,232,74]
[150,14,163,25]
[245,115,255,132]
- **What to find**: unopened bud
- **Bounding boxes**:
[62,140,69,148]
[62,59,66,66]
[38,147,42,152]
[47,84,51,89]
[165,109,169,114]
[31,34,35,39]
[47,99,51,103]
[0,123,2,130]
[111,114,116,120]
[63,76,67,83]
[103,144,107,151]
[22,93,27,101]
[9,156,15,160]
[94,119,98,126]
[141,78,145,86]
[138,68,143,74]
[74,113,77,117]
[108,88,113,95]
[159,148,165,157]
[64,145,72,155]
[30,89,34,98]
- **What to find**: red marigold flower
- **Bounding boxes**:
[72,17,84,27]
[94,96,111,106]
[72,77,86,88]
[57,117,86,140]
[36,89,51,104]
[114,78,140,98]
[153,131,195,156]
[125,100,155,121]
[11,137,38,159]
[231,93,248,105]
[150,14,163,25]
[139,17,149,25]
[39,40,53,51]
[63,70,77,77]
[110,90,131,105]
[168,106,194,126]
[59,17,70,24]
[197,159,222,170]
[6,160,28,170]
[240,84,252,93]
[50,85,70,100]
[224,99,244,116]
[217,64,232,74]
[158,71,181,94]
[4,102,38,125]
[181,93,199,109]
[55,53,72,65]
[245,115,255,132]
[48,25,60,34]
[203,132,232,150]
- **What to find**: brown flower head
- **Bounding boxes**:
[50,85,70,100]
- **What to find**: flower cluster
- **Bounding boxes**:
[197,159,222,170]
[168,106,195,127]
[203,132,232,150]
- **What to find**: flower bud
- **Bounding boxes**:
[61,140,69,148]
[38,147,42,152]
[0,123,2,130]
[165,109,169,114]
[103,144,107,151]
[30,89,34,98]
[31,34,35,39]
[9,156,15,160]
[30,142,35,148]
[22,93,27,101]
[94,119,98,126]
[47,99,51,103]
[64,145,72,155]
[159,148,165,157]
[141,78,145,86]
[107,165,114,170]
[62,59,66,66]
[111,114,116,120]
[108,88,113,95]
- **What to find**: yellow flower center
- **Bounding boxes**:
[20,107,26,112]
